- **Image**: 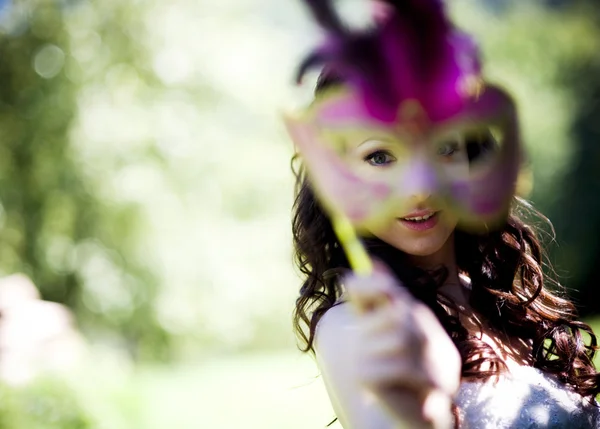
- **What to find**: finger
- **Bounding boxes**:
[410,303,444,337]
[361,332,406,359]
[360,303,421,339]
[422,389,454,429]
[344,274,392,315]
[358,357,436,391]
[359,304,402,335]
[361,333,423,361]
[344,262,413,314]
[409,306,461,396]
[376,388,435,429]
[377,387,452,429]
[369,260,415,304]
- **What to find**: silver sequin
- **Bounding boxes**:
[456,366,600,428]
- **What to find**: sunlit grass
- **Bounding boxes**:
[64,318,600,429]
[67,350,338,429]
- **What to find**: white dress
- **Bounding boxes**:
[456,365,600,428]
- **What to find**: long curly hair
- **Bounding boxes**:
[291,75,600,400]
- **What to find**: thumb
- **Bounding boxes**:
[344,260,410,315]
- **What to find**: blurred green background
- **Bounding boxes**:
[0,0,599,427]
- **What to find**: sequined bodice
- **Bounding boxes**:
[456,365,600,428]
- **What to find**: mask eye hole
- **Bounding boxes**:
[436,139,461,158]
[464,127,502,164]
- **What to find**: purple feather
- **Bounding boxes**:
[296,0,482,124]
[301,0,347,36]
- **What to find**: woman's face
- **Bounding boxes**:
[343,131,462,257]
[308,86,472,257]
[294,82,513,258]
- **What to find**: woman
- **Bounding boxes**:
[287,1,600,428]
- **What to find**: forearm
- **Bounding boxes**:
[332,388,453,429]
[376,388,454,429]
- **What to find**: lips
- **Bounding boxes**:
[398,210,440,232]
[399,210,438,221]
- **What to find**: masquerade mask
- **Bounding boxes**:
[286,82,521,233]
[284,0,523,273]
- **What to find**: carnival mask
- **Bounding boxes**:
[284,0,523,272]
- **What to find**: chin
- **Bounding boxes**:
[392,240,449,257]
[369,222,455,258]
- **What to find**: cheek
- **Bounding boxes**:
[439,211,459,231]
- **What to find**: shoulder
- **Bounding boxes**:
[314,304,397,428]
[315,303,360,366]
[314,304,365,427]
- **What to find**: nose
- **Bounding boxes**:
[402,156,440,203]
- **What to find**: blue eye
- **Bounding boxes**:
[365,150,395,166]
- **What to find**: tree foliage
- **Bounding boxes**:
[0,0,170,360]
[0,377,94,429]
